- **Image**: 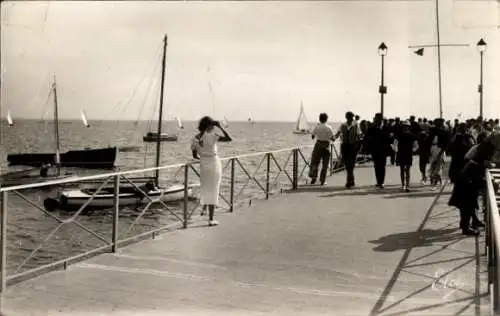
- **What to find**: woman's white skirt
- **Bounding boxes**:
[200,156,222,205]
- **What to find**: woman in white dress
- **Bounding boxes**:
[191,116,232,226]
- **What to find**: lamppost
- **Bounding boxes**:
[477,38,487,118]
[378,42,388,117]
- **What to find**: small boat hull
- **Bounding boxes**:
[7,147,117,169]
[143,135,178,142]
[118,146,142,152]
[293,130,310,135]
[44,183,199,212]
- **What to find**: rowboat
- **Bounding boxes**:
[44,183,199,212]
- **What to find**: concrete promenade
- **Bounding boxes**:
[0,162,490,316]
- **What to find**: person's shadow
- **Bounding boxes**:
[369,228,460,252]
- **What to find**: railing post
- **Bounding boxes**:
[0,191,7,292]
[495,240,500,314]
[112,175,120,253]
[183,164,189,229]
[487,190,493,295]
[230,158,235,212]
[265,153,271,199]
[292,149,298,190]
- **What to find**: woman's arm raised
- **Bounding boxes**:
[214,121,232,142]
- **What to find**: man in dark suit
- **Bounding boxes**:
[409,115,421,137]
[363,113,391,188]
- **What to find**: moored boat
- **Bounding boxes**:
[44,34,198,213]
[7,147,117,169]
[43,182,199,212]
[143,132,178,142]
[6,76,117,169]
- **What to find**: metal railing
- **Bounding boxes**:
[0,142,367,291]
[485,168,500,315]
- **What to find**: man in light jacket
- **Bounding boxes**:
[309,113,334,185]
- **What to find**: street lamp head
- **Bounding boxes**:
[378,42,388,56]
[477,38,487,52]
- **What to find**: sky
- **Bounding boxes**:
[1,0,499,122]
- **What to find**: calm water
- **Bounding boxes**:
[1,120,329,171]
[1,119,341,276]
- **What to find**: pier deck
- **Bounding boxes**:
[0,162,490,315]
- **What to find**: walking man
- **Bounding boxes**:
[334,111,362,189]
[394,121,419,192]
[309,113,334,185]
[364,113,390,188]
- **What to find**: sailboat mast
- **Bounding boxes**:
[435,0,443,119]
[155,34,168,184]
[53,74,61,176]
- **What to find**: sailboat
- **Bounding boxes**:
[142,116,180,142]
[6,110,13,126]
[44,34,198,212]
[176,116,184,129]
[248,113,255,125]
[292,102,310,135]
[222,116,229,128]
[80,110,90,128]
[6,76,117,169]
[2,80,71,187]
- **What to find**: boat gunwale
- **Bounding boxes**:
[65,184,198,199]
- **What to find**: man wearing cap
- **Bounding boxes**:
[334,111,361,189]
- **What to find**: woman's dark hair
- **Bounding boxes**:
[197,116,215,146]
[198,116,214,133]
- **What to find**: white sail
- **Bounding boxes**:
[223,116,229,128]
[7,110,13,126]
[295,102,309,131]
[248,112,255,124]
[80,110,90,127]
[176,116,184,129]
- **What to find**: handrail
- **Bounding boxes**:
[485,168,500,314]
[0,162,183,192]
[221,145,314,162]
[0,142,360,291]
[0,144,324,192]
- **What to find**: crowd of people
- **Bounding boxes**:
[309,112,500,236]
[186,112,499,231]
